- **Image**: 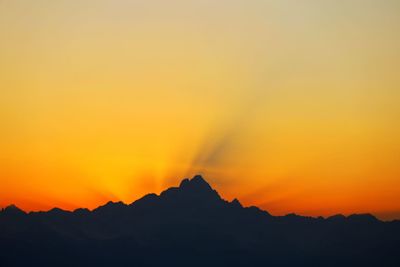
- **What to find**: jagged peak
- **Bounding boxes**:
[180,175,213,191]
[2,204,25,215]
[157,175,222,205]
[179,178,190,188]
[230,198,242,208]
[191,174,209,184]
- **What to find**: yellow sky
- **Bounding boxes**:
[1,0,400,220]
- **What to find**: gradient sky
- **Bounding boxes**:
[1,0,400,220]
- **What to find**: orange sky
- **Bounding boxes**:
[1,0,400,220]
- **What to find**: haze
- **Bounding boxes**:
[1,0,400,220]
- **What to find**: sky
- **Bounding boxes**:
[1,0,400,220]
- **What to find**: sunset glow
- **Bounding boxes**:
[1,0,400,220]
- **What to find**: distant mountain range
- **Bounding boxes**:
[1,175,399,266]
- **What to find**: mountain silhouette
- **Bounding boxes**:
[1,175,399,267]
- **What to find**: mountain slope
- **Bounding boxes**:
[1,175,399,267]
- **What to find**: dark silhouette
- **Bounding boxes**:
[1,175,399,266]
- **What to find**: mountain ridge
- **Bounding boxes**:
[1,175,400,267]
[0,175,385,222]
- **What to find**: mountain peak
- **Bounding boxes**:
[2,204,25,215]
[179,178,190,187]
[192,174,207,183]
[179,175,213,191]
[1,176,399,267]
[157,175,222,206]
[231,198,242,208]
[347,213,379,223]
